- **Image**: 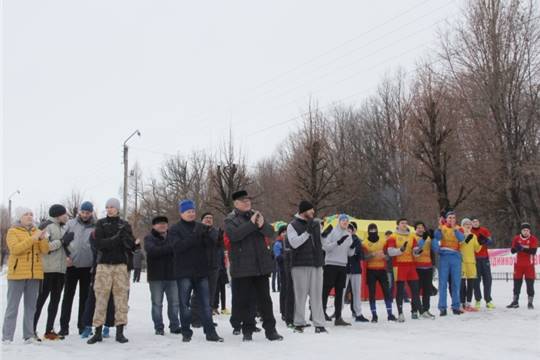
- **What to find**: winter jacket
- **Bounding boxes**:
[346,234,363,274]
[169,219,212,279]
[224,209,275,278]
[144,229,175,281]
[286,215,325,268]
[41,219,67,274]
[94,216,136,266]
[322,226,354,267]
[62,216,95,268]
[460,233,482,264]
[206,227,222,271]
[6,225,49,280]
[133,248,144,269]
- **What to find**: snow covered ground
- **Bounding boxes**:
[1,275,538,360]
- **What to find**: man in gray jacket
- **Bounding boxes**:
[286,200,327,334]
[321,214,355,326]
[59,201,96,336]
[34,204,68,340]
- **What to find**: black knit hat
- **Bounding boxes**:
[232,190,250,201]
[521,222,531,231]
[368,223,378,232]
[277,225,287,236]
[152,216,169,225]
[49,204,67,218]
[298,200,314,214]
[200,212,213,221]
[349,221,358,231]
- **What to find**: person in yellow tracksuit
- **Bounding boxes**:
[2,207,49,344]
[460,218,482,312]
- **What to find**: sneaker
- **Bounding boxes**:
[286,323,295,329]
[421,311,435,320]
[102,326,110,338]
[371,314,378,323]
[242,333,252,342]
[44,331,64,340]
[254,326,262,333]
[465,305,478,312]
[440,309,447,317]
[334,318,351,326]
[24,337,42,345]
[266,331,284,341]
[58,328,69,337]
[232,328,241,336]
[170,328,182,334]
[397,314,405,323]
[528,302,534,310]
[206,333,224,342]
[411,312,419,320]
[506,301,519,309]
[486,302,496,310]
[212,309,220,316]
[314,327,328,334]
[474,300,482,310]
[355,315,369,323]
[182,335,192,342]
[387,314,397,322]
[80,326,93,339]
[324,313,332,321]
[221,308,231,315]
[293,326,304,333]
[155,329,165,336]
[452,309,463,315]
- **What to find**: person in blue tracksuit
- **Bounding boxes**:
[432,209,465,316]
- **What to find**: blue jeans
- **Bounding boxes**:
[177,277,215,337]
[438,252,462,310]
[149,281,180,331]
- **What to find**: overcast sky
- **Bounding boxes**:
[1,0,462,216]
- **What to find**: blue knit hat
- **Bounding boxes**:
[179,200,195,213]
[80,201,94,212]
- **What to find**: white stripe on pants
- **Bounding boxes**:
[291,266,325,327]
[344,273,363,316]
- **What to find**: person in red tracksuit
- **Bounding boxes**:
[507,223,538,310]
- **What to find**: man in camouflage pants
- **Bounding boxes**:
[88,198,135,345]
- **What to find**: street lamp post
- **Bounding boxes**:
[8,190,21,225]
[123,130,141,219]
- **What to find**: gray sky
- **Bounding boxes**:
[1,0,461,216]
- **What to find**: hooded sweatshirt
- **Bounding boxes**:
[322,225,355,267]
[62,215,96,268]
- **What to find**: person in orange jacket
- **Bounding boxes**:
[2,207,49,344]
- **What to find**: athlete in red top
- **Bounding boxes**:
[471,217,495,309]
[507,223,538,309]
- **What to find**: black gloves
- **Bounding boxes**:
[337,235,349,245]
[422,232,429,240]
[321,225,333,238]
[350,235,360,249]
[400,241,408,252]
[478,234,487,245]
[465,234,474,244]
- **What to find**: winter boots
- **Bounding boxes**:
[87,326,103,344]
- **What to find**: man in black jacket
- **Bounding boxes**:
[87,198,135,345]
[286,200,327,333]
[144,216,181,335]
[224,190,283,342]
[169,200,223,343]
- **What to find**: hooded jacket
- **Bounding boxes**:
[41,218,67,273]
[62,215,95,268]
[322,226,354,267]
[6,225,49,280]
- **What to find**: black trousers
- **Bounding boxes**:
[213,281,227,310]
[460,278,475,304]
[366,269,392,311]
[82,284,115,328]
[396,280,420,314]
[133,268,141,282]
[417,268,433,313]
[322,265,347,320]
[282,262,295,324]
[34,272,65,333]
[514,278,535,298]
[231,275,276,336]
[60,267,91,333]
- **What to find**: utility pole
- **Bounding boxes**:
[8,190,21,225]
[122,130,141,219]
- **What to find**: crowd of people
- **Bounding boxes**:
[2,190,538,345]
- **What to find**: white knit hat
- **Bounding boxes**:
[461,218,472,227]
[14,207,33,221]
